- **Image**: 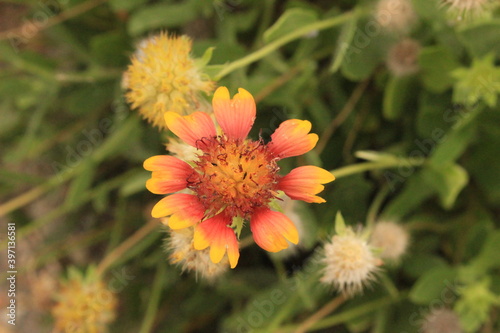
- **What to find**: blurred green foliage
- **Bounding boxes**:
[1,0,499,332]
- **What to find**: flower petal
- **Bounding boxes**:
[151,194,205,230]
[278,166,335,203]
[165,111,216,148]
[193,214,240,268]
[213,87,256,140]
[250,208,299,253]
[268,119,319,159]
[144,156,193,194]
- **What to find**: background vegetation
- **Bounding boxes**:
[0,0,499,332]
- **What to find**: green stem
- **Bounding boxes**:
[278,292,407,332]
[214,10,358,80]
[330,158,426,180]
[139,262,166,333]
[366,185,390,230]
[17,170,135,238]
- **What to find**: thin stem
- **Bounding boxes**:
[0,0,109,41]
[366,185,390,230]
[293,295,347,333]
[214,10,357,80]
[316,78,370,154]
[0,169,75,217]
[97,219,159,275]
[139,262,166,333]
[254,62,307,103]
[279,293,406,332]
[330,158,425,180]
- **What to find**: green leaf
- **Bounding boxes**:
[383,75,415,121]
[467,230,500,276]
[119,170,150,197]
[454,278,500,333]
[340,21,394,80]
[402,254,448,280]
[128,2,198,36]
[382,171,434,218]
[429,113,476,166]
[409,266,458,305]
[458,20,500,58]
[65,161,96,208]
[93,116,141,163]
[64,82,115,116]
[334,211,346,235]
[330,14,357,73]
[416,91,453,138]
[90,31,131,67]
[418,46,460,93]
[197,47,215,67]
[263,8,318,44]
[421,163,469,210]
[109,0,148,12]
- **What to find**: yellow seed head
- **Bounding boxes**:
[124,33,214,130]
[52,268,117,333]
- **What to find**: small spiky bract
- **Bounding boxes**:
[321,228,379,296]
[51,267,117,333]
[124,33,214,130]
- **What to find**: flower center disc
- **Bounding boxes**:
[189,136,279,218]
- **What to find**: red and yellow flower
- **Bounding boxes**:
[144,87,334,268]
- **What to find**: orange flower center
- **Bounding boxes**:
[188,136,280,219]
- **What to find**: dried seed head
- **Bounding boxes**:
[386,38,422,77]
[375,0,418,35]
[422,308,463,333]
[370,221,409,262]
[321,228,380,296]
[165,224,228,282]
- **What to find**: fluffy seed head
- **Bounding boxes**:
[124,33,214,130]
[375,0,418,35]
[321,229,380,296]
[370,221,409,262]
[165,224,228,282]
[422,308,463,333]
[166,137,200,162]
[52,268,117,333]
[442,0,496,22]
[386,38,422,77]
